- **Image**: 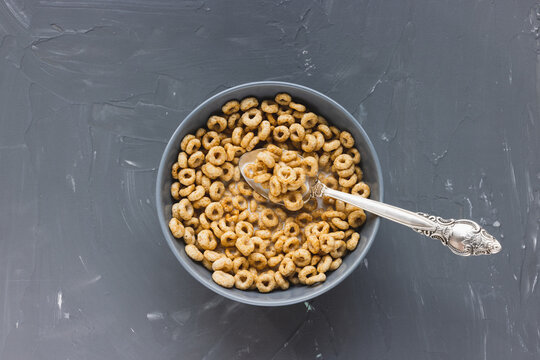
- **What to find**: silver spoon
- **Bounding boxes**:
[239,148,502,256]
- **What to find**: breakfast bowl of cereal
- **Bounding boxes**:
[156,81,383,306]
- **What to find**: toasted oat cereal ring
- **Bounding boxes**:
[197,229,217,250]
[222,100,240,115]
[171,202,183,220]
[273,125,290,142]
[237,182,253,197]
[283,221,300,236]
[233,257,249,273]
[289,101,306,112]
[281,150,298,163]
[348,148,361,164]
[322,175,338,189]
[253,173,271,184]
[339,173,357,188]
[261,99,278,113]
[185,138,201,155]
[292,110,304,119]
[301,157,318,177]
[267,254,284,268]
[260,209,279,228]
[330,258,342,271]
[202,131,220,150]
[300,112,318,129]
[277,114,295,126]
[185,244,203,262]
[235,221,254,237]
[227,113,241,129]
[255,229,271,240]
[317,124,332,139]
[201,258,213,271]
[275,93,292,105]
[256,120,271,141]
[231,127,244,145]
[288,169,305,190]
[234,270,254,290]
[209,182,225,201]
[206,146,227,166]
[240,131,255,149]
[177,198,194,221]
[329,231,345,240]
[339,131,355,148]
[292,249,312,267]
[330,240,347,258]
[212,270,235,288]
[319,234,335,254]
[187,185,205,202]
[210,221,224,239]
[348,210,366,228]
[203,201,222,221]
[276,165,296,184]
[322,210,347,221]
[256,272,276,293]
[177,152,188,168]
[311,255,322,266]
[283,236,300,253]
[235,236,254,256]
[322,139,340,153]
[283,191,304,211]
[192,196,211,209]
[305,273,326,285]
[346,232,360,251]
[171,162,180,179]
[180,134,196,152]
[198,213,211,229]
[331,146,344,161]
[225,247,241,259]
[172,181,184,201]
[242,108,263,128]
[187,151,205,168]
[182,227,195,245]
[289,123,306,142]
[207,115,227,132]
[334,154,354,170]
[195,128,206,139]
[269,177,282,197]
[301,134,317,152]
[240,97,259,111]
[256,151,276,168]
[298,266,317,284]
[296,212,313,227]
[201,163,223,179]
[274,272,289,290]
[248,252,267,270]
[278,105,293,115]
[231,195,247,211]
[317,255,332,273]
[307,235,321,254]
[331,217,349,230]
[351,182,370,198]
[337,166,355,178]
[204,250,223,264]
[212,257,233,272]
[168,218,185,238]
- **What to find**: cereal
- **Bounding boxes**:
[168,93,371,292]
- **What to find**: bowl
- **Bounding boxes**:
[156,81,383,306]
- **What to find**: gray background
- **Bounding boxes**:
[0,0,538,359]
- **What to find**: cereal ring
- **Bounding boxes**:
[240,97,259,111]
[348,210,366,228]
[275,93,292,105]
[185,244,203,261]
[305,273,326,285]
[339,131,355,148]
[210,221,224,239]
[339,173,357,188]
[225,247,242,259]
[234,270,254,290]
[292,249,312,267]
[204,202,223,221]
[248,252,267,270]
[301,156,318,177]
[237,182,253,197]
[261,99,278,113]
[273,125,290,142]
[192,196,211,209]
[296,212,313,227]
[329,258,342,271]
[289,102,306,112]
[292,110,304,119]
[177,152,188,168]
[235,221,254,237]
[201,163,223,179]
[283,191,304,211]
[256,272,276,293]
[278,257,296,277]
[204,250,223,262]
[319,234,335,254]
[240,131,255,149]
[168,218,185,238]
[171,162,180,179]
[207,115,227,132]
[253,173,271,184]
[323,139,340,152]
[277,114,295,126]
[197,229,217,250]
[348,148,361,164]
[283,221,300,236]
[351,182,370,198]
[317,255,332,273]
[185,138,201,155]
[331,217,349,230]
[209,182,225,201]
[306,235,320,254]
[180,135,196,152]
[235,236,254,256]
[337,166,355,178]
[202,131,220,150]
[260,209,279,228]
[256,151,276,168]
[322,210,347,221]
[201,258,213,271]
[311,255,322,266]
[289,123,305,142]
[283,236,300,253]
[227,112,241,129]
[267,254,284,268]
[195,128,206,139]
[300,112,318,129]
[171,182,180,200]
[334,154,354,170]
[301,134,317,152]
[330,240,347,258]
[186,184,204,201]
[222,100,240,115]
[178,199,194,220]
[346,232,360,251]
[274,272,290,290]
[354,166,363,180]
[212,271,235,288]
[298,266,317,284]
[198,213,211,229]
[276,165,296,184]
[278,105,293,115]
[231,127,244,145]
[331,146,344,161]
[187,151,205,168]
[212,257,233,272]
[255,229,271,239]
[206,146,227,166]
[256,120,271,141]
[233,257,249,273]
[242,108,263,128]
[317,124,333,139]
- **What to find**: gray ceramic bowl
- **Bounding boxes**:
[156,81,383,306]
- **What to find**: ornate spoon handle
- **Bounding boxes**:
[313,182,502,256]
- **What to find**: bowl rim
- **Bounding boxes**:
[156,81,384,306]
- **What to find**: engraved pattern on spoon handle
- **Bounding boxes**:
[316,181,501,256]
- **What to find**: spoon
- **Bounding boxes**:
[239,148,502,256]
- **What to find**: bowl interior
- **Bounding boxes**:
[156,81,383,306]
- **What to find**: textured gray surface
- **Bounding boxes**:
[0,0,539,359]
